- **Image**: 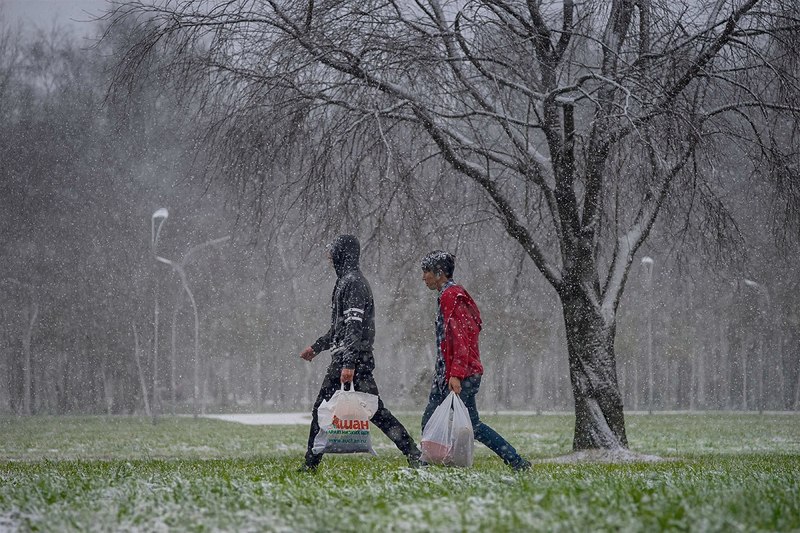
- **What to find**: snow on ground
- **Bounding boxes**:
[200,413,312,425]
[201,410,799,425]
[542,449,671,463]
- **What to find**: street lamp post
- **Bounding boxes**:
[169,289,185,415]
[641,256,655,414]
[151,208,169,423]
[157,235,230,416]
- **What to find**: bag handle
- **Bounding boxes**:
[340,382,355,392]
[450,391,468,411]
[442,390,457,410]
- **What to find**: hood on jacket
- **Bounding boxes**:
[328,234,360,277]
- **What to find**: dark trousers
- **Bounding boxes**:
[421,375,525,467]
[304,362,420,467]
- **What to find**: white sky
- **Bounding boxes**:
[1,0,110,38]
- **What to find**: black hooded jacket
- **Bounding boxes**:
[311,235,376,370]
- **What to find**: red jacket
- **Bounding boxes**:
[440,284,484,381]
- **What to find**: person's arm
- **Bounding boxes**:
[339,279,368,372]
[300,322,334,362]
[300,346,316,361]
[310,325,334,356]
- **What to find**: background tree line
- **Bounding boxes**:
[0,6,798,418]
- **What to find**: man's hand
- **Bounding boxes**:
[448,376,462,394]
[300,346,316,361]
[340,368,354,383]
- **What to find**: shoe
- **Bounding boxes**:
[511,458,531,472]
[407,454,427,468]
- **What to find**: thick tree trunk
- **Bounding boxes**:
[561,290,628,450]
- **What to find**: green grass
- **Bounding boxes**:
[1,413,799,532]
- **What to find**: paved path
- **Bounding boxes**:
[202,410,800,426]
[201,413,312,425]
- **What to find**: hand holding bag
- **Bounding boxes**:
[420,391,474,467]
[312,383,379,455]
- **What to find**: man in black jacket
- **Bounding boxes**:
[299,234,422,470]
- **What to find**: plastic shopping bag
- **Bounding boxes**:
[312,383,379,455]
[420,391,474,467]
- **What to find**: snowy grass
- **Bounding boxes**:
[1,413,799,531]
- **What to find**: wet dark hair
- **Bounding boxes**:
[421,250,455,278]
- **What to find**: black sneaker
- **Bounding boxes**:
[406,453,428,468]
[511,458,531,472]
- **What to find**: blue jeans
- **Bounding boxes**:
[421,375,525,467]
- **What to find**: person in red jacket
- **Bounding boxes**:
[421,250,530,471]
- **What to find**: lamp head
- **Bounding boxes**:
[151,208,170,248]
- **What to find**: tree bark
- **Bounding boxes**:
[132,323,151,417]
[561,288,627,450]
[100,362,114,415]
[22,303,38,416]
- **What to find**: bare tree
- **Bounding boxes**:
[106,0,800,449]
[1,280,39,416]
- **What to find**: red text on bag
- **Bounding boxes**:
[332,415,370,430]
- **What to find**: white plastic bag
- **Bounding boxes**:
[312,383,379,455]
[420,391,474,467]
